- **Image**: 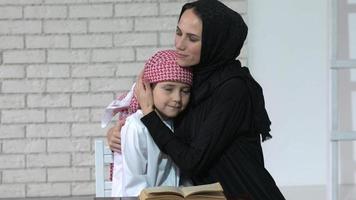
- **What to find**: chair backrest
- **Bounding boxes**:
[95,139,113,197]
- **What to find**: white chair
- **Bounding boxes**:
[95,139,113,197]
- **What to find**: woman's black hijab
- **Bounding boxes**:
[179,0,272,141]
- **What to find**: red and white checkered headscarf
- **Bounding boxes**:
[143,50,192,85]
[101,49,193,128]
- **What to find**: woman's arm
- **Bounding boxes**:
[141,79,250,175]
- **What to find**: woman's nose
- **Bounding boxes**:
[175,37,185,50]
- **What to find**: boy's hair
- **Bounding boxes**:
[101,50,193,128]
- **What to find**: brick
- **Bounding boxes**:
[48,49,90,63]
[3,139,46,153]
[159,32,175,46]
[27,94,70,108]
[26,124,70,138]
[89,0,130,2]
[89,19,133,33]
[47,79,89,92]
[72,152,94,166]
[135,17,177,31]
[136,47,166,61]
[72,93,113,107]
[2,109,45,123]
[72,123,108,137]
[72,64,116,77]
[26,35,69,49]
[114,32,157,47]
[27,183,70,197]
[115,3,158,16]
[1,80,45,93]
[44,0,87,4]
[90,78,134,92]
[69,4,113,18]
[159,2,183,15]
[0,184,25,198]
[24,6,67,19]
[0,0,42,4]
[47,138,90,152]
[0,125,25,139]
[27,153,70,167]
[48,168,90,181]
[44,20,86,34]
[0,155,25,169]
[3,169,45,183]
[0,94,25,108]
[116,62,143,76]
[71,34,112,48]
[92,48,135,62]
[47,108,89,122]
[0,6,22,19]
[0,36,24,49]
[3,50,45,64]
[27,64,70,78]
[72,182,95,196]
[0,65,25,78]
[90,108,107,122]
[0,21,41,34]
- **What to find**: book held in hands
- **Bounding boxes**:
[139,182,226,200]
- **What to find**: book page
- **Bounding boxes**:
[142,185,184,196]
[180,182,223,197]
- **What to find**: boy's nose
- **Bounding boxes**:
[172,92,182,102]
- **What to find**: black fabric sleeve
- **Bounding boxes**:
[141,78,250,175]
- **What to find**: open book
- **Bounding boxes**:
[139,182,226,200]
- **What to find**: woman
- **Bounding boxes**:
[108,0,285,199]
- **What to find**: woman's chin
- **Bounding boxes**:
[177,60,193,68]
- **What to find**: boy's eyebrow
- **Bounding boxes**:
[161,84,190,88]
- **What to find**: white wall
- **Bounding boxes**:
[248,0,328,189]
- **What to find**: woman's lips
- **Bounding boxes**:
[176,52,188,58]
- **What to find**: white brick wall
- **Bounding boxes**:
[0,0,247,198]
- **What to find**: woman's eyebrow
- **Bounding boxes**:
[186,33,201,39]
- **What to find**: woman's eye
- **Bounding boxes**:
[176,28,182,35]
[189,36,199,42]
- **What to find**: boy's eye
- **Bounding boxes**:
[182,88,191,94]
[163,87,173,92]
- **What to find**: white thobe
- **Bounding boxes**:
[111,110,180,197]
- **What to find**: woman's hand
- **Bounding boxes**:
[106,119,124,153]
[135,70,155,115]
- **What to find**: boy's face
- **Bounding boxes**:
[152,81,191,119]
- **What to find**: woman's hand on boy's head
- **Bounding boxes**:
[107,124,122,153]
[135,70,154,115]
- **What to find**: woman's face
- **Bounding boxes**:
[175,9,202,67]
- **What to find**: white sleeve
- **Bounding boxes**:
[121,120,149,197]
